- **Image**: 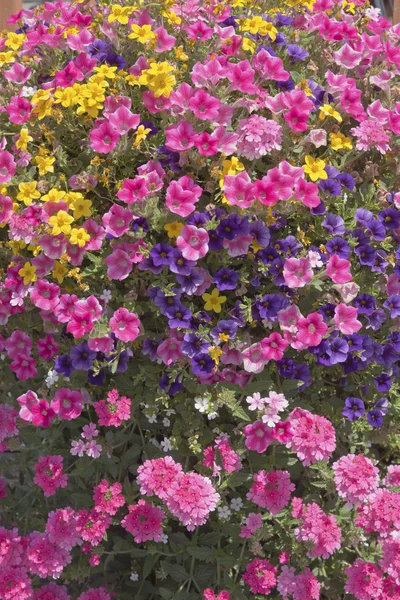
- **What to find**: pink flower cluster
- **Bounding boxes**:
[332,454,379,505]
[242,557,277,595]
[286,408,336,466]
[292,498,341,559]
[93,389,131,427]
[202,436,242,475]
[137,457,219,530]
[247,469,295,515]
[121,499,165,543]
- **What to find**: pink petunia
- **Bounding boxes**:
[109,308,141,342]
[90,122,120,154]
[326,254,353,284]
[177,225,209,261]
[283,257,313,288]
[296,313,328,347]
[334,304,362,334]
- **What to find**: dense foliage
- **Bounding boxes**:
[1,0,400,599]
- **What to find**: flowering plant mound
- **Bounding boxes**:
[1,0,400,598]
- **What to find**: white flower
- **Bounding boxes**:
[231,498,243,512]
[307,250,323,269]
[261,319,273,330]
[147,414,157,424]
[162,418,170,427]
[208,411,218,420]
[218,506,232,519]
[45,370,59,386]
[365,6,381,21]
[21,85,37,97]
[262,409,281,428]
[212,427,221,435]
[161,437,172,452]
[194,397,209,413]
[160,534,169,544]
[130,572,139,581]
[101,289,112,302]
[246,392,266,411]
[165,409,176,416]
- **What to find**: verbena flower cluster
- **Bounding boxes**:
[0,0,400,598]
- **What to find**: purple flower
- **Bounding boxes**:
[277,358,295,378]
[342,397,365,421]
[319,303,336,322]
[191,353,215,375]
[138,256,164,274]
[214,268,239,291]
[159,374,183,396]
[210,319,238,342]
[153,289,181,315]
[374,373,392,392]
[165,303,192,328]
[367,409,383,428]
[384,294,400,318]
[249,220,270,247]
[70,343,97,371]
[287,44,309,62]
[132,217,149,233]
[355,244,376,266]
[375,397,389,415]
[327,337,349,364]
[322,213,345,235]
[217,214,249,240]
[319,179,341,197]
[88,369,106,386]
[150,243,174,267]
[326,237,350,258]
[54,354,74,377]
[181,333,210,358]
[353,294,376,315]
[365,309,386,331]
[379,207,400,229]
[169,249,196,275]
[255,293,289,321]
[355,208,374,227]
[142,338,160,361]
[336,173,355,190]
[176,268,205,295]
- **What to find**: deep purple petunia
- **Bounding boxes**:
[342,397,365,421]
[367,409,383,428]
[191,353,215,375]
[70,343,97,371]
[213,267,239,291]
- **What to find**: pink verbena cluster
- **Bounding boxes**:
[277,566,321,600]
[92,480,125,516]
[247,469,295,515]
[292,498,341,559]
[236,115,283,160]
[356,489,400,538]
[286,408,336,466]
[93,389,131,427]
[332,454,379,505]
[121,499,165,543]
[33,455,68,497]
[242,557,277,595]
[137,457,219,530]
[202,436,242,475]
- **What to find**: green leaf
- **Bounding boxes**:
[143,554,159,579]
[161,561,189,582]
[187,546,214,562]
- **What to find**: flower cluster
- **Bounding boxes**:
[0,0,400,597]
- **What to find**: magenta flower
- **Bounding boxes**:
[244,421,274,453]
[89,122,120,154]
[0,151,16,183]
[176,225,209,261]
[51,388,83,421]
[283,257,313,289]
[109,308,141,342]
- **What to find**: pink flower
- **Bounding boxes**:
[105,249,132,280]
[76,509,112,547]
[242,342,268,374]
[253,176,279,207]
[0,151,16,183]
[5,329,32,359]
[102,204,132,237]
[242,558,277,595]
[284,107,309,132]
[66,311,94,338]
[236,115,282,160]
[33,582,71,600]
[52,388,83,421]
[261,332,288,361]
[93,480,125,516]
[383,465,400,487]
[226,60,258,94]
[294,178,321,208]
[334,304,362,334]
[326,254,353,284]
[244,421,274,453]
[333,454,379,505]
[287,408,336,465]
[223,171,254,209]
[296,312,327,347]
[45,507,81,551]
[10,354,37,380]
[0,194,13,224]
[194,132,219,156]
[6,96,32,124]
[30,280,60,310]
[34,455,68,497]
[189,89,221,120]
[31,400,56,428]
[107,106,140,135]
[355,488,400,538]
[165,121,197,152]
[93,390,131,427]
[202,437,241,475]
[90,122,120,154]
[0,404,18,443]
[117,178,149,205]
[283,257,313,288]
[109,307,141,342]
[36,335,58,361]
[16,390,40,422]
[4,63,31,85]
[137,456,182,500]
[165,176,202,217]
[177,225,209,260]
[345,560,384,600]
[0,567,32,600]
[294,500,341,559]
[166,472,219,530]
[121,500,165,543]
[247,470,295,514]
[77,589,112,600]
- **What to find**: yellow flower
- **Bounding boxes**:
[5,32,25,51]
[0,51,16,67]
[342,0,355,13]
[303,155,328,182]
[48,210,74,235]
[241,16,277,40]
[319,104,342,123]
[219,156,245,186]
[133,125,151,149]
[69,228,90,247]
[34,98,54,120]
[139,62,176,97]
[209,346,223,363]
[242,38,257,53]
[71,196,92,219]
[41,188,66,203]
[52,260,68,284]
[16,128,33,152]
[54,86,79,108]
[202,288,227,313]
[162,10,181,24]
[108,4,134,24]
[94,65,117,79]
[329,132,353,151]
[31,89,51,105]
[129,24,156,44]
[35,155,56,176]
[18,262,37,285]
[164,221,184,238]
[17,182,41,206]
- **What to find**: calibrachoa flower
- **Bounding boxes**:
[121,500,165,543]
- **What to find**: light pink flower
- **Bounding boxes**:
[109,308,141,342]
[177,225,209,260]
